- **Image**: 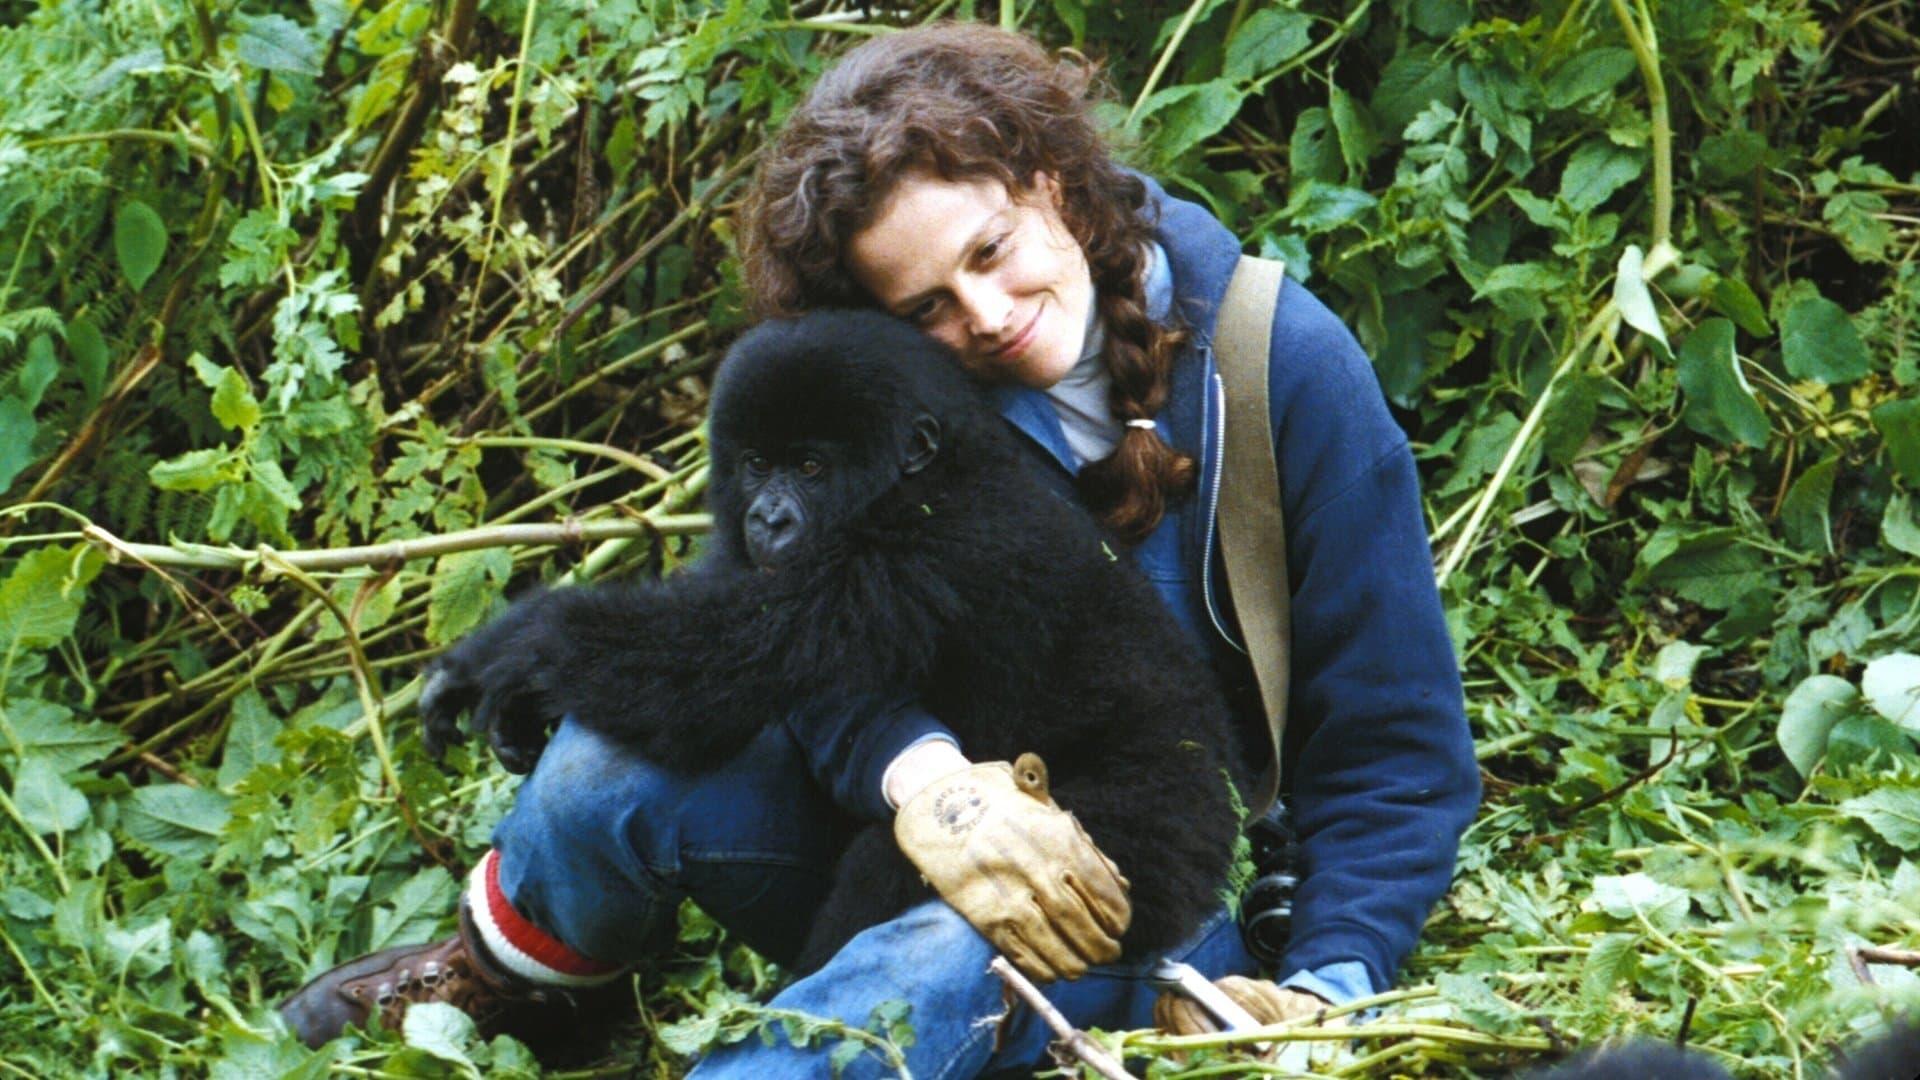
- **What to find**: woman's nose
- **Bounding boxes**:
[951,276,1013,341]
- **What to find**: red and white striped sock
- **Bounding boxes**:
[466,849,625,988]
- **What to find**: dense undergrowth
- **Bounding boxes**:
[0,1,1916,1076]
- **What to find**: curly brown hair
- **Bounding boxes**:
[737,21,1195,543]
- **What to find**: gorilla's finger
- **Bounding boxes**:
[475,689,545,775]
[418,668,473,759]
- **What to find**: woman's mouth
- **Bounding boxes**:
[992,303,1043,361]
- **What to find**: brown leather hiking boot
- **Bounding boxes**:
[279,901,546,1048]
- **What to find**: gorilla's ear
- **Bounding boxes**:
[903,414,941,475]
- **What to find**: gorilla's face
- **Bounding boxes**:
[710,312,957,569]
[732,439,864,567]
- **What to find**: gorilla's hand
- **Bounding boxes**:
[418,599,564,774]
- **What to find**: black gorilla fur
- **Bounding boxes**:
[423,310,1248,972]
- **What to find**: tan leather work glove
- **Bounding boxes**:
[1153,976,1345,1035]
[894,752,1131,982]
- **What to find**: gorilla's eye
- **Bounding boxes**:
[743,452,771,477]
[799,456,825,478]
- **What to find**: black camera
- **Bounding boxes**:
[1239,798,1300,966]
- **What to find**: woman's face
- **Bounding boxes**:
[847,171,1094,390]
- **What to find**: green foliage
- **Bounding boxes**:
[0,0,1916,1075]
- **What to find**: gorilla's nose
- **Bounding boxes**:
[751,501,798,536]
[745,496,804,565]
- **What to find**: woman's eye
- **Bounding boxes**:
[800,457,824,477]
[979,235,1006,262]
[908,297,941,324]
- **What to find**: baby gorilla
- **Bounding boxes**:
[422,310,1246,973]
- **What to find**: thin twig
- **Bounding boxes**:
[987,957,1130,1080]
[1855,946,1920,967]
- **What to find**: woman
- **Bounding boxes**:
[281,22,1479,1076]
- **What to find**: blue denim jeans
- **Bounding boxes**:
[492,720,1258,1078]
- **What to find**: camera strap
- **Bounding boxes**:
[1214,254,1291,820]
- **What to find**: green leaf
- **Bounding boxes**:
[426,548,513,645]
[1863,653,1920,729]
[1288,108,1340,184]
[403,1002,479,1069]
[0,397,38,492]
[1435,972,1521,1033]
[1781,296,1871,384]
[1223,8,1312,83]
[1677,318,1769,447]
[1370,46,1457,137]
[192,354,262,433]
[1884,492,1920,557]
[658,1010,722,1056]
[13,757,89,834]
[368,866,457,952]
[1543,48,1636,109]
[149,447,245,492]
[1591,872,1689,930]
[9,699,118,772]
[20,334,58,410]
[1327,85,1378,176]
[1143,80,1246,163]
[1824,189,1893,263]
[1842,788,1920,851]
[1872,398,1920,485]
[1612,245,1668,352]
[1777,675,1859,776]
[1653,641,1708,689]
[1560,141,1644,213]
[216,690,283,791]
[1708,274,1770,336]
[1542,374,1600,466]
[235,13,321,76]
[113,199,168,291]
[0,544,103,652]
[1283,182,1377,233]
[122,783,232,859]
[1780,454,1840,555]
[1578,933,1639,1008]
[1638,527,1771,610]
[66,317,109,404]
[1697,129,1766,184]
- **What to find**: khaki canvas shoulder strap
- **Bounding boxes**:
[1213,254,1291,818]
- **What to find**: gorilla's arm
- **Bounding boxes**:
[421,544,968,773]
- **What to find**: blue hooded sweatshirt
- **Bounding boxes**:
[783,176,1481,1000]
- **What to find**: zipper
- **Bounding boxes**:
[1200,366,1247,654]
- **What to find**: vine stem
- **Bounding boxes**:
[1608,0,1671,248]
[1436,0,1679,586]
[1126,0,1212,126]
[260,552,450,869]
[468,0,540,333]
[79,515,710,573]
[455,435,672,482]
